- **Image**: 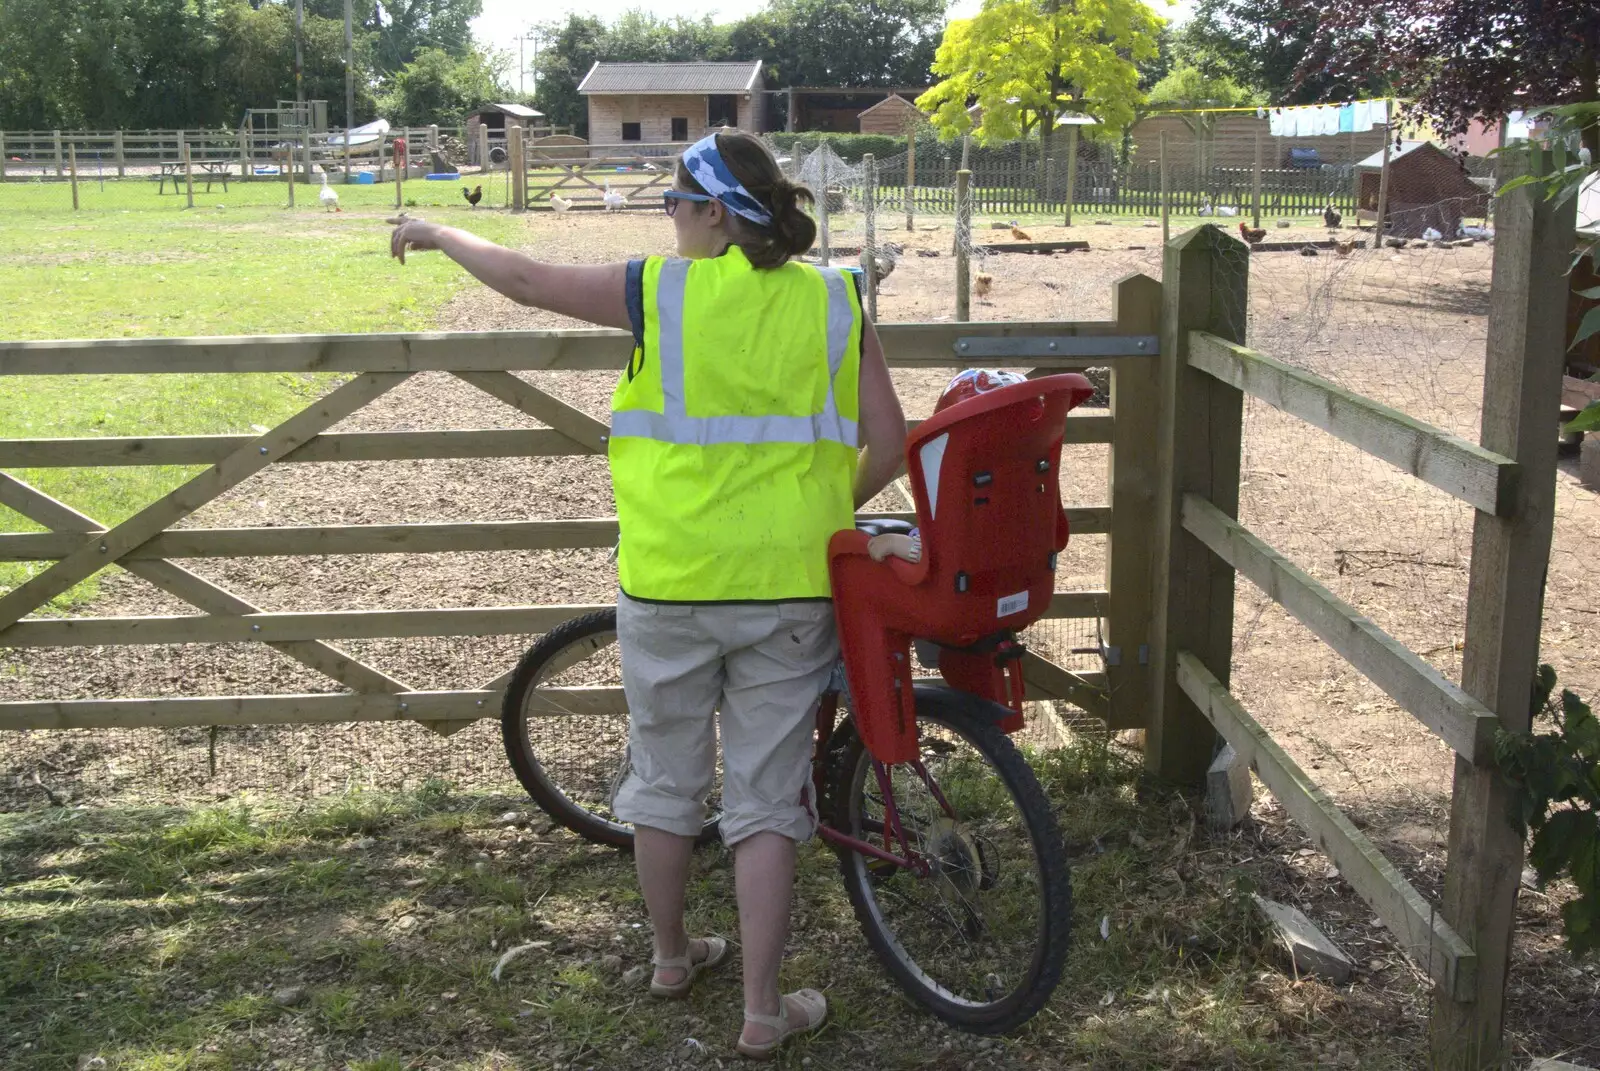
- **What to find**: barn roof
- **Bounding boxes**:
[578,62,763,95]
[857,94,924,120]
[1354,140,1430,170]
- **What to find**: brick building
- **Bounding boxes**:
[578,61,765,145]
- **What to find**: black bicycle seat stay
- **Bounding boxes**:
[854,517,917,538]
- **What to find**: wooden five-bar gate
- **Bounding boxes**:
[0,153,1573,1068]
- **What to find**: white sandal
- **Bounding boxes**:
[648,936,729,999]
[735,988,828,1060]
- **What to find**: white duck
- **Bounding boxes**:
[1422,226,1444,242]
[550,193,573,213]
[318,172,340,213]
[603,180,627,212]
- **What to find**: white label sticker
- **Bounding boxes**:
[997,589,1029,617]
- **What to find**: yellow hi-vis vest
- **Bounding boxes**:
[608,246,863,602]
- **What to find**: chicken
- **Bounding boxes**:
[1009,221,1032,241]
[1216,205,1239,217]
[462,185,483,208]
[1421,226,1443,242]
[973,271,994,298]
[860,242,901,289]
[549,193,573,213]
[1335,238,1359,257]
[1198,197,1214,217]
[1238,222,1267,245]
[318,172,340,213]
[1299,245,1319,257]
[1323,203,1342,229]
[603,180,627,212]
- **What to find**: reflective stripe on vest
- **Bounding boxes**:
[607,257,859,448]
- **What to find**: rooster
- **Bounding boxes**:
[973,271,994,298]
[1323,203,1342,229]
[1238,221,1267,246]
[1009,221,1032,241]
[549,193,573,213]
[462,185,483,208]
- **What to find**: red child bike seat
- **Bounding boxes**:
[828,372,1096,764]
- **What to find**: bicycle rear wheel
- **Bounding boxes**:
[831,687,1072,1033]
[500,609,720,850]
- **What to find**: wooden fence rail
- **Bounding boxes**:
[0,303,1159,736]
[1144,151,1571,1067]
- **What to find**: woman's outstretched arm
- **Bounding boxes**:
[388,216,630,331]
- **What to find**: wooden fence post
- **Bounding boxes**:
[114,130,126,178]
[1105,273,1163,731]
[428,124,440,152]
[182,136,195,209]
[395,135,405,209]
[1063,125,1079,227]
[285,132,296,209]
[53,130,63,177]
[905,126,916,232]
[862,152,878,321]
[954,169,972,322]
[478,123,491,174]
[818,148,831,267]
[67,142,79,210]
[1146,223,1249,784]
[237,127,248,179]
[1,132,7,183]
[508,124,525,212]
[1159,132,1170,245]
[1252,129,1263,229]
[1372,109,1394,248]
[1430,145,1576,1070]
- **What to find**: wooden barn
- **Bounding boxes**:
[856,94,927,135]
[1354,141,1490,238]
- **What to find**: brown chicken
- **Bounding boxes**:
[462,185,483,208]
[1010,221,1032,241]
[1238,221,1267,245]
[1334,238,1359,257]
[973,271,994,298]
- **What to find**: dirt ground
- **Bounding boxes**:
[3,207,1598,1064]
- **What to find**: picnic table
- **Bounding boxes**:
[158,160,231,194]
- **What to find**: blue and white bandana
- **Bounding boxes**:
[680,134,774,227]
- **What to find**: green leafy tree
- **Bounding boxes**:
[530,13,607,136]
[733,0,946,87]
[1176,0,1382,105]
[917,0,1164,156]
[302,0,481,75]
[379,44,500,126]
[1146,63,1265,171]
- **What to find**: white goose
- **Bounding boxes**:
[318,172,340,213]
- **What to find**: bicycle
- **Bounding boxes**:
[501,373,1094,1034]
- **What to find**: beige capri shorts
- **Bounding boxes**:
[611,592,839,846]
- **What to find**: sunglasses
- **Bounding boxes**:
[663,189,714,217]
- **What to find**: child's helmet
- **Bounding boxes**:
[935,368,1028,413]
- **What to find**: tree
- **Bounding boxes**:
[917,0,1164,151]
[379,44,500,126]
[1176,0,1381,105]
[1145,63,1264,172]
[530,14,607,136]
[1293,0,1600,156]
[302,0,482,76]
[733,0,947,88]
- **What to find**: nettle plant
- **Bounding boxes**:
[1495,665,1600,959]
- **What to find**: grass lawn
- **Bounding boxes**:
[0,192,527,607]
[0,735,1414,1071]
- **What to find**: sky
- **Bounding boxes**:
[471,0,1195,93]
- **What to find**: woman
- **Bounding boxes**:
[389,132,906,1058]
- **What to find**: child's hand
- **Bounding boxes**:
[387,215,442,264]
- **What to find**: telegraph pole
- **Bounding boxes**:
[294,0,305,105]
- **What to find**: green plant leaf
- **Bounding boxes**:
[1565,691,1600,760]
[1565,402,1600,435]
[1571,307,1600,351]
[1530,809,1586,878]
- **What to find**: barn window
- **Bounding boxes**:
[707,95,737,128]
[621,122,642,142]
[671,117,689,141]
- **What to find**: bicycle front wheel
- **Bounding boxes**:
[500,609,720,851]
[831,687,1073,1033]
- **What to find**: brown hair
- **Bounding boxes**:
[676,132,817,270]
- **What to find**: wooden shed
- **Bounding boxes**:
[1354,140,1490,238]
[465,103,544,167]
[857,94,927,135]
